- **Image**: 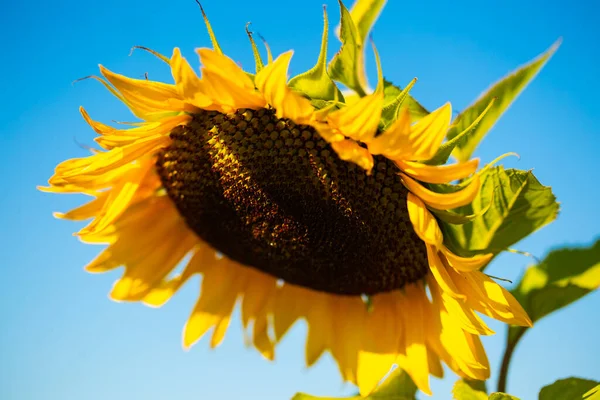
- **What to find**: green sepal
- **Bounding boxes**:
[326,0,387,96]
[539,378,600,400]
[129,46,171,64]
[328,1,367,95]
[245,23,263,73]
[424,98,496,165]
[289,8,344,101]
[446,39,561,162]
[383,80,429,122]
[440,166,558,257]
[507,239,600,344]
[196,1,223,54]
[380,78,417,127]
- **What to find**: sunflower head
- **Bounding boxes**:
[41,0,559,396]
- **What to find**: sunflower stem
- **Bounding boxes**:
[497,326,527,393]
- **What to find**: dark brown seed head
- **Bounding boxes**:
[156,108,429,295]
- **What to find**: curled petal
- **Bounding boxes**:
[396,158,479,184]
[400,173,481,210]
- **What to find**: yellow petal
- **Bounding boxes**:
[331,140,374,172]
[54,195,105,221]
[427,348,444,378]
[110,231,197,301]
[441,246,493,272]
[330,296,366,383]
[437,302,490,380]
[400,172,481,210]
[272,284,307,341]
[197,48,255,91]
[428,276,494,336]
[57,135,170,182]
[327,92,384,143]
[304,292,332,366]
[142,244,215,307]
[406,193,443,246]
[398,284,431,395]
[426,245,466,300]
[183,264,240,349]
[357,292,402,396]
[405,102,451,160]
[100,65,184,118]
[367,108,411,158]
[254,51,314,123]
[450,269,532,327]
[252,312,275,360]
[170,48,212,109]
[396,158,479,184]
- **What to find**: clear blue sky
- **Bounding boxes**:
[1,0,598,399]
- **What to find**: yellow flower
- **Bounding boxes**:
[41,10,533,397]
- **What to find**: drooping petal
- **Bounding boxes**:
[397,284,431,395]
[428,276,494,336]
[426,245,466,300]
[272,284,308,341]
[142,244,215,307]
[396,158,479,184]
[357,292,403,396]
[441,246,493,272]
[406,193,443,246]
[450,269,532,327]
[330,296,367,384]
[400,172,481,210]
[183,261,241,349]
[304,292,333,367]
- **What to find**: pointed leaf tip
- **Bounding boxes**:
[288,6,342,101]
[446,40,560,162]
[195,1,223,54]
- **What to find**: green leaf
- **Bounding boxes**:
[382,80,429,123]
[288,8,343,101]
[441,166,558,256]
[292,368,416,400]
[327,0,386,95]
[539,378,600,400]
[488,394,520,400]
[508,239,600,342]
[446,39,561,162]
[328,1,367,95]
[453,379,488,400]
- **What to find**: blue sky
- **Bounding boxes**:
[1,0,598,399]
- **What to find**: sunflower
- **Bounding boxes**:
[41,4,533,396]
